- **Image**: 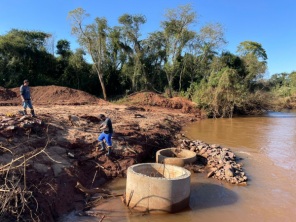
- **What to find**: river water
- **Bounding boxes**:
[62,111,296,222]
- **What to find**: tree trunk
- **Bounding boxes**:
[98,72,107,100]
[168,78,173,98]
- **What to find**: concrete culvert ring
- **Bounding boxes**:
[125,163,191,213]
[156,148,197,167]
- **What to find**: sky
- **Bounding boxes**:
[1,0,295,78]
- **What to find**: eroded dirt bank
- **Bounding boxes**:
[0,87,247,221]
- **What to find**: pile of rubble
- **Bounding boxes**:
[180,139,248,185]
[0,114,43,139]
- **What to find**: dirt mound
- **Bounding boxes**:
[0,85,107,106]
[0,87,17,100]
[1,86,198,115]
[125,91,199,114]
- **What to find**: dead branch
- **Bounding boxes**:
[0,145,13,154]
[41,150,62,164]
[99,215,105,222]
[91,170,98,188]
[0,138,53,172]
[0,136,53,221]
[75,181,111,195]
[0,189,10,192]
[0,147,44,172]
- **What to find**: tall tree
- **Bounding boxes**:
[237,41,268,61]
[237,41,267,88]
[195,23,226,79]
[55,39,72,81]
[118,14,146,91]
[68,8,108,100]
[61,48,90,90]
[183,23,226,92]
[143,31,167,92]
[161,4,196,97]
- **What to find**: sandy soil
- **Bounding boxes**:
[0,86,201,221]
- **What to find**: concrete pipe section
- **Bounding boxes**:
[156,148,197,167]
[125,163,191,213]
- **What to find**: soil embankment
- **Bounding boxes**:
[0,86,246,221]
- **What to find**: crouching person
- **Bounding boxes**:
[97,114,113,156]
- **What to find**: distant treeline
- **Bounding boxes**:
[1,4,295,117]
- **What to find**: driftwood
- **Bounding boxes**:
[75,181,111,195]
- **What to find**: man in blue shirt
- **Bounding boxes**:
[97,114,113,156]
[20,79,36,117]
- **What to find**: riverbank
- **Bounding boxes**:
[0,86,246,221]
[0,86,201,221]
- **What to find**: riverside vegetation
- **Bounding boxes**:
[1,4,296,119]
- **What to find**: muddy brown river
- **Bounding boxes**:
[62,111,296,222]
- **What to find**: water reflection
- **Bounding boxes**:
[189,182,238,210]
[265,110,296,118]
[261,112,296,170]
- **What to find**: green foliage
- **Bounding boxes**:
[273,86,291,97]
[236,91,273,115]
[237,41,268,61]
[56,39,71,58]
[202,68,244,117]
[161,4,197,97]
[290,73,296,96]
[118,13,147,91]
[2,5,293,116]
[273,71,296,98]
[0,29,56,87]
[191,41,269,117]
[241,53,267,86]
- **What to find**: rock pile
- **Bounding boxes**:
[0,114,43,138]
[179,139,248,185]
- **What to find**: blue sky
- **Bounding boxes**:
[1,0,295,78]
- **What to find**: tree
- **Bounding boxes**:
[54,39,73,82]
[141,31,167,92]
[289,71,296,89]
[68,8,108,100]
[118,14,147,91]
[161,4,196,97]
[237,41,268,62]
[183,23,226,93]
[235,41,267,89]
[107,26,126,72]
[104,26,131,96]
[56,39,71,58]
[0,29,54,87]
[195,23,226,79]
[60,48,91,90]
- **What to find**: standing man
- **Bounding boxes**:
[20,79,36,117]
[97,114,113,156]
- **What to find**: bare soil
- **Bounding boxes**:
[0,86,201,221]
